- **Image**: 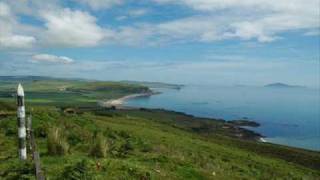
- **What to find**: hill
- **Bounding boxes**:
[0,76,150,107]
[0,77,319,179]
[264,83,305,88]
[121,80,184,90]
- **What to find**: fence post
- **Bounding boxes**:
[17,83,27,160]
[29,116,45,180]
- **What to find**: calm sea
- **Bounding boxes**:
[125,85,320,151]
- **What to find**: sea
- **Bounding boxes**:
[125,85,320,151]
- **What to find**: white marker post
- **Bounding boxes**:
[17,84,27,160]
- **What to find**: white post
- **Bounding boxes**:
[17,83,27,160]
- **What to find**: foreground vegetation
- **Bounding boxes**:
[0,76,319,179]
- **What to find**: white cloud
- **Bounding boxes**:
[112,25,154,45]
[152,0,320,43]
[154,0,318,13]
[115,16,127,21]
[77,0,123,10]
[41,8,107,47]
[0,1,11,17]
[128,9,149,17]
[304,29,320,36]
[0,35,36,49]
[156,17,222,42]
[115,9,149,21]
[2,0,60,16]
[31,54,74,64]
[1,0,319,48]
[107,0,319,45]
[227,11,319,42]
[0,2,36,49]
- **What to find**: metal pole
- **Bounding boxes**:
[17,83,27,160]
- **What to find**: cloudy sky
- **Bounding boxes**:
[0,0,319,87]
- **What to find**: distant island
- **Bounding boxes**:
[264,83,305,88]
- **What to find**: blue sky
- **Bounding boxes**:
[0,0,319,87]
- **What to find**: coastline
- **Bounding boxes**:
[100,92,159,108]
[98,93,264,142]
[98,91,266,142]
[260,137,267,142]
[90,88,318,151]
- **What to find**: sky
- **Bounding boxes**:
[0,0,319,87]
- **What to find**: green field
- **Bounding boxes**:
[0,76,150,107]
[0,76,319,179]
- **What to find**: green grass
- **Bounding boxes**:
[0,79,149,107]
[0,105,319,179]
[0,77,319,179]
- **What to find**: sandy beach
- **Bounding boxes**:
[260,138,267,142]
[100,92,157,108]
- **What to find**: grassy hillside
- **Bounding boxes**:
[0,76,319,179]
[0,105,319,179]
[0,77,150,107]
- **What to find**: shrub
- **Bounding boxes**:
[47,126,69,155]
[89,133,109,158]
[110,139,133,158]
[137,138,153,152]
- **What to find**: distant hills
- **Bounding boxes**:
[264,83,305,88]
[0,76,184,90]
[121,81,184,89]
[0,75,83,82]
[0,76,306,89]
[0,75,53,81]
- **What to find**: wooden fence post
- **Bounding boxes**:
[29,120,45,180]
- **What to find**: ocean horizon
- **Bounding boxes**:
[125,84,320,151]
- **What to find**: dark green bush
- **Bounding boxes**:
[110,139,134,158]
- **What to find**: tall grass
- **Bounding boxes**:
[47,127,69,155]
[89,133,109,158]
